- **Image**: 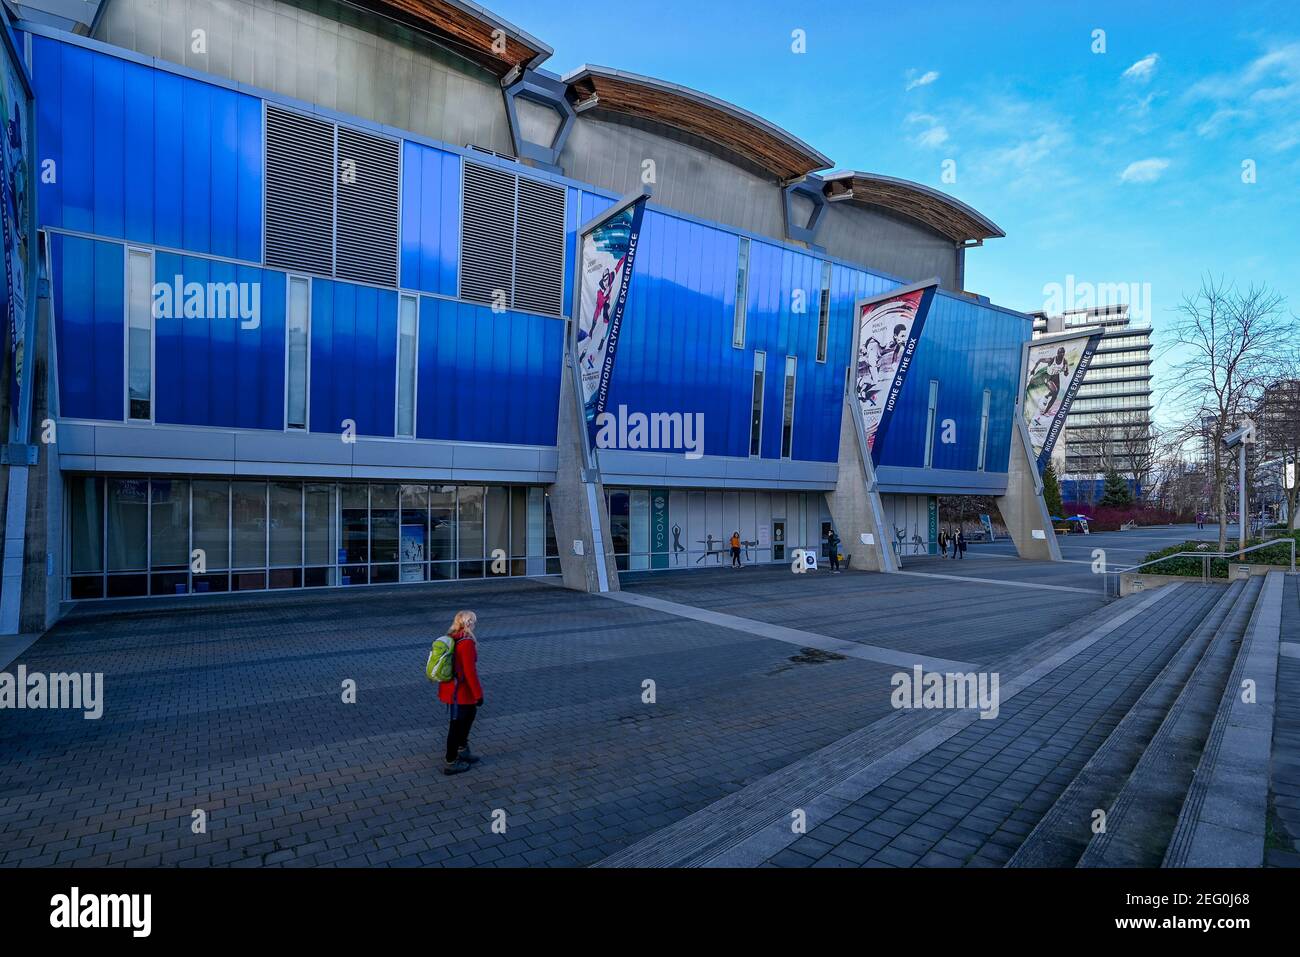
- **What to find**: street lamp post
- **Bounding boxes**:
[1223,419,1255,551]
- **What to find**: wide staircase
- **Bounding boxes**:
[1010,572,1283,868]
[597,572,1286,868]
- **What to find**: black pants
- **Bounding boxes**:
[731,546,741,567]
[829,550,839,570]
[445,703,478,762]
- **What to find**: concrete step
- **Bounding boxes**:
[597,582,1206,868]
[1074,574,1263,866]
[1007,579,1251,868]
[1072,576,1263,866]
[1163,571,1284,866]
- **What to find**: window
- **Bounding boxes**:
[733,238,750,348]
[126,248,153,421]
[397,294,418,437]
[977,388,991,471]
[286,276,310,429]
[816,260,832,362]
[924,380,939,468]
[749,351,765,456]
[781,357,797,459]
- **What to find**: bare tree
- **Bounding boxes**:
[1163,277,1295,549]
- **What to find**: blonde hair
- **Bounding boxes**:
[449,610,477,639]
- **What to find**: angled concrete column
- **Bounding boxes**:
[825,394,897,573]
[996,420,1061,562]
[547,354,619,593]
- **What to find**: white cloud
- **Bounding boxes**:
[916,125,950,148]
[1122,53,1160,82]
[905,112,949,149]
[905,69,940,92]
[1185,42,1300,152]
[1119,158,1170,183]
[1196,107,1248,137]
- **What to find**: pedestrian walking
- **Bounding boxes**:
[937,528,948,558]
[827,529,841,573]
[436,610,484,776]
[956,528,966,560]
[730,530,742,568]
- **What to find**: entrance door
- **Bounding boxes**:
[772,520,786,561]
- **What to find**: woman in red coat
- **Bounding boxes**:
[439,610,485,775]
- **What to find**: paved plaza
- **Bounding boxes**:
[0,525,1290,867]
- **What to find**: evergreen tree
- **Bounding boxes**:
[1043,463,1064,517]
[1100,468,1134,507]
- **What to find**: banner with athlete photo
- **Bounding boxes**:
[576,195,647,431]
[1022,329,1102,471]
[853,280,938,464]
[0,23,32,428]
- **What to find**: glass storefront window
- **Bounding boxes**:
[67,477,556,600]
[107,478,149,573]
[429,485,457,566]
[486,486,509,577]
[458,486,484,578]
[400,484,429,583]
[232,482,267,569]
[269,482,303,568]
[370,483,399,567]
[341,483,369,576]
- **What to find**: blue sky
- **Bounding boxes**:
[491,0,1300,422]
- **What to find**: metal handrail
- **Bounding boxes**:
[1104,537,1296,596]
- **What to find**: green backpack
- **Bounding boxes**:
[426,634,457,684]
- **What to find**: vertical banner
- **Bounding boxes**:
[576,195,647,437]
[0,24,32,430]
[1022,329,1103,472]
[650,488,670,569]
[853,280,938,464]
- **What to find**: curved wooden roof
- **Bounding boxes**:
[371,0,552,76]
[822,171,1005,243]
[562,65,833,183]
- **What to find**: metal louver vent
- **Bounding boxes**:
[513,178,566,316]
[264,106,334,275]
[335,128,400,286]
[460,162,517,308]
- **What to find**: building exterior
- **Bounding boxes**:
[1252,379,1299,526]
[1030,304,1153,502]
[0,0,1050,631]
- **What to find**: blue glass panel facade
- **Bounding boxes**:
[33,35,263,262]
[415,298,563,446]
[35,30,1029,483]
[399,141,461,297]
[50,234,124,421]
[153,253,287,430]
[873,293,1027,474]
[309,280,399,438]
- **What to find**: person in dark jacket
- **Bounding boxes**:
[438,610,485,775]
[827,529,841,572]
[937,529,948,558]
[956,529,967,559]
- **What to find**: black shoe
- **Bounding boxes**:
[443,758,472,775]
[457,747,481,765]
